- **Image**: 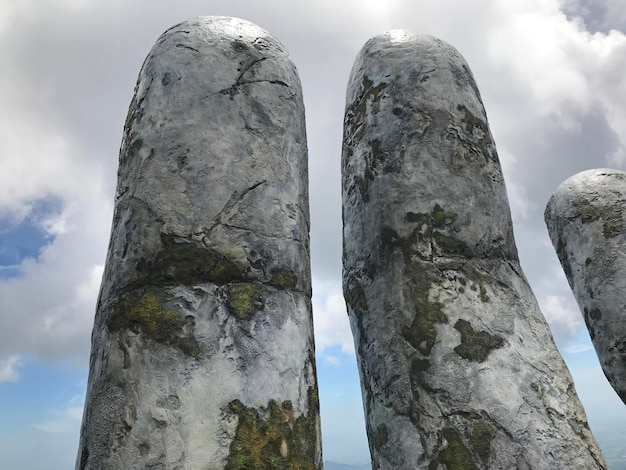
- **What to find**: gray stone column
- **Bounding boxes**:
[342,31,605,469]
[76,17,321,469]
[545,168,626,405]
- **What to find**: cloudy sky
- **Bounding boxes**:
[1,0,626,468]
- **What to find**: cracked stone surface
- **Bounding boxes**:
[545,168,626,405]
[76,17,321,469]
[342,31,606,469]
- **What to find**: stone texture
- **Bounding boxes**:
[545,168,626,405]
[76,17,321,469]
[342,31,605,469]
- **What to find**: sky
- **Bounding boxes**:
[1,0,626,468]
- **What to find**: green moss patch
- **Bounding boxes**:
[226,284,264,320]
[402,295,448,356]
[107,290,200,357]
[454,319,504,363]
[433,232,471,257]
[371,424,389,451]
[268,269,298,290]
[432,204,458,227]
[349,76,387,133]
[136,234,243,287]
[429,428,478,470]
[573,199,623,238]
[225,388,319,470]
[470,421,495,460]
[462,265,490,302]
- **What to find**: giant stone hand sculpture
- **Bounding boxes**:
[341,31,606,469]
[76,16,322,470]
[545,168,626,405]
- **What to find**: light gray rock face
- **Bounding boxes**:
[342,31,605,469]
[545,168,626,405]
[76,17,321,470]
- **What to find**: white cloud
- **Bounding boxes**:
[33,394,84,434]
[0,198,111,364]
[0,355,21,382]
[564,343,594,355]
[0,0,623,398]
[312,281,355,356]
[539,294,585,343]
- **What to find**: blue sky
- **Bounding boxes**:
[1,0,626,468]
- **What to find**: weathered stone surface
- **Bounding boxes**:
[545,168,626,405]
[76,17,321,469]
[342,31,605,469]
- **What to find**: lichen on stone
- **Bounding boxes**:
[225,388,319,470]
[349,76,387,134]
[470,421,495,460]
[573,199,623,238]
[226,283,264,320]
[107,290,200,357]
[433,232,470,256]
[454,319,504,362]
[429,427,478,470]
[136,233,243,286]
[402,288,448,356]
[456,104,493,162]
[372,424,389,450]
[431,204,458,227]
[268,268,298,290]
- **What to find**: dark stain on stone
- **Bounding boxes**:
[429,427,478,470]
[456,104,493,163]
[555,236,574,287]
[454,319,503,362]
[232,39,248,52]
[344,280,368,317]
[372,424,389,451]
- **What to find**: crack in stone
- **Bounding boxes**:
[175,43,200,53]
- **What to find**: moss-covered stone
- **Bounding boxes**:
[573,199,623,238]
[433,232,471,257]
[406,211,430,224]
[225,388,319,470]
[344,280,368,317]
[372,424,389,450]
[470,421,495,460]
[107,290,200,357]
[454,319,504,363]
[432,204,458,227]
[349,76,387,133]
[226,283,264,320]
[268,268,298,290]
[136,234,243,287]
[429,428,478,470]
[456,104,492,162]
[402,294,448,356]
[462,266,490,302]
